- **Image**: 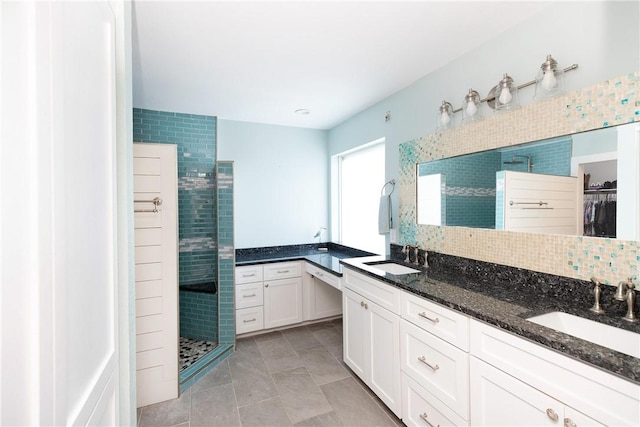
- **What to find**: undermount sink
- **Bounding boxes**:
[365,262,421,275]
[527,311,640,359]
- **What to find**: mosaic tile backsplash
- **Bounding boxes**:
[399,72,640,286]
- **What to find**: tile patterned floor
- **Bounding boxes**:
[179,337,218,372]
[139,319,404,427]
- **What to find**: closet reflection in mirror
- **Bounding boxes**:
[416,122,640,239]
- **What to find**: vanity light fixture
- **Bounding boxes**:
[533,54,565,100]
[494,73,519,111]
[437,100,454,131]
[462,89,482,123]
[434,55,578,129]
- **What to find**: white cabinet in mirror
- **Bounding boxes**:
[416,122,640,240]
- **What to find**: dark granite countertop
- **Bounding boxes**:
[340,249,640,385]
[235,242,376,276]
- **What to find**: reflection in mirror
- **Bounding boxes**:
[416,123,640,239]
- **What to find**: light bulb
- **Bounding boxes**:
[440,110,451,126]
[465,100,478,117]
[541,70,557,91]
[499,86,512,105]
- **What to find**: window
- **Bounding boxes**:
[332,139,386,255]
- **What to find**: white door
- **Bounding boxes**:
[133,143,179,407]
[1,1,127,425]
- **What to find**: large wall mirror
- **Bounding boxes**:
[416,122,640,240]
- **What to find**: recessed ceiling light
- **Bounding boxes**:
[294,109,311,115]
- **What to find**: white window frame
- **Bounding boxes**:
[331,138,386,254]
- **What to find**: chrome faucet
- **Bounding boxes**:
[589,277,604,314]
[401,244,428,267]
[614,278,637,322]
[401,244,415,263]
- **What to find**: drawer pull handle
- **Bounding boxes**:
[242,294,256,298]
[564,419,577,427]
[243,318,256,323]
[417,356,439,371]
[277,270,290,274]
[242,273,255,277]
[546,408,559,422]
[419,413,439,427]
[418,312,439,323]
[360,301,368,309]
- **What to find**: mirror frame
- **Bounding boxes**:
[398,72,639,284]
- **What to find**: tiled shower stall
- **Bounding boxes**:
[133,108,235,391]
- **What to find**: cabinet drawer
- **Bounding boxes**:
[236,306,264,334]
[343,267,400,314]
[263,261,301,280]
[401,291,469,351]
[402,373,469,427]
[401,319,469,419]
[235,283,264,309]
[470,319,639,427]
[235,265,263,284]
[305,262,341,290]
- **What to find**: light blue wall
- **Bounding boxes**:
[328,1,640,241]
[217,119,329,248]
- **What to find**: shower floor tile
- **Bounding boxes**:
[179,337,217,372]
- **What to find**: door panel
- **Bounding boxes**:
[133,143,179,407]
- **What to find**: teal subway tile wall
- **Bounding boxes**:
[418,150,499,228]
[500,136,572,176]
[178,290,218,342]
[133,108,218,342]
[216,161,235,345]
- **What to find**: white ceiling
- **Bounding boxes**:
[132,1,550,130]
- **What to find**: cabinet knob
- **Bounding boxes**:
[265,284,269,288]
[361,301,364,307]
[546,408,559,422]
[564,419,577,427]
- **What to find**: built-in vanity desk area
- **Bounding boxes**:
[234,243,374,335]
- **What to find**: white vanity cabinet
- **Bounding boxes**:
[235,265,265,334]
[470,319,640,426]
[263,261,303,329]
[234,261,303,334]
[400,291,470,426]
[342,268,402,417]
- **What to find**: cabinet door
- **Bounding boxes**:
[470,357,560,426]
[264,277,302,329]
[367,299,402,417]
[342,287,367,379]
